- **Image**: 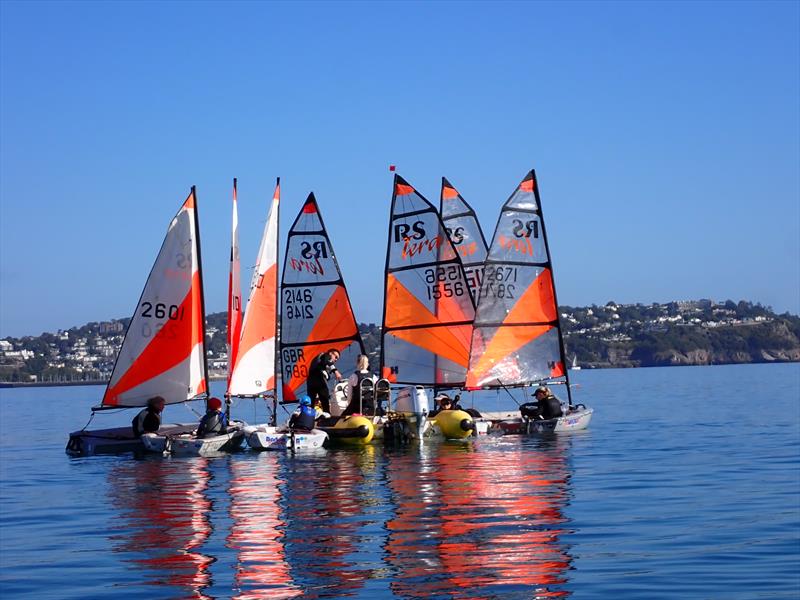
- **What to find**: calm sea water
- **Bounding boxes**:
[1,363,798,599]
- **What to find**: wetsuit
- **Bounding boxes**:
[197,410,227,438]
[289,405,316,431]
[132,407,161,437]
[307,352,339,413]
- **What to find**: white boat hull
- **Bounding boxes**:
[482,406,593,435]
[142,422,246,456]
[244,424,328,451]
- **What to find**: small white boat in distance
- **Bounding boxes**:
[244,424,328,451]
[570,355,581,371]
[142,421,247,456]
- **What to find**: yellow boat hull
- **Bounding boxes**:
[321,415,375,446]
[433,409,475,440]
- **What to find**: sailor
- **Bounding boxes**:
[343,354,378,415]
[530,386,563,420]
[428,393,452,418]
[307,348,342,414]
[289,395,317,431]
[196,397,228,438]
[131,395,165,437]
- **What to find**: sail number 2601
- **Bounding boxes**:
[140,302,184,320]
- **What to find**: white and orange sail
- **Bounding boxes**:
[440,177,489,304]
[228,179,281,397]
[279,193,364,402]
[226,178,243,390]
[380,174,475,387]
[466,170,570,395]
[101,188,208,408]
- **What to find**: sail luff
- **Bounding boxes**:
[529,170,573,406]
[192,186,211,397]
[228,179,280,397]
[226,178,243,388]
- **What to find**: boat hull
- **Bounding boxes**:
[244,424,328,451]
[318,415,375,445]
[65,423,196,457]
[141,422,246,456]
[430,409,475,440]
[490,406,593,435]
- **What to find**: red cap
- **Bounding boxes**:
[208,397,222,410]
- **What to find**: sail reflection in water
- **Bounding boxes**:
[107,457,214,598]
[385,439,573,598]
[228,455,302,599]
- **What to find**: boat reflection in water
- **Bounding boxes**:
[107,456,214,598]
[385,437,573,598]
[280,446,382,597]
[227,454,302,599]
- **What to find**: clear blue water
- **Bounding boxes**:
[1,363,798,599]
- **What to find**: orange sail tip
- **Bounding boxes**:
[302,199,317,214]
[520,176,535,193]
[184,189,196,209]
[395,182,415,196]
[441,181,459,200]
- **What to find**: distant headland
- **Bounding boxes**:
[0,299,797,385]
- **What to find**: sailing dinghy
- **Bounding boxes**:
[66,188,216,456]
[380,174,477,440]
[140,182,247,456]
[230,180,327,451]
[279,193,373,445]
[466,170,592,434]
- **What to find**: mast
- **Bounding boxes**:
[272,177,280,424]
[192,185,211,401]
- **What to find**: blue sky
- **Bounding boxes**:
[1,0,798,338]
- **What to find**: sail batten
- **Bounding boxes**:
[228,179,280,397]
[466,170,570,394]
[101,189,208,408]
[380,174,476,387]
[279,193,365,402]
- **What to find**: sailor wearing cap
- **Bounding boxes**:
[197,397,228,438]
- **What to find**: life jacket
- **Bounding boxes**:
[290,405,316,431]
[344,371,374,415]
[131,407,159,437]
[197,410,225,438]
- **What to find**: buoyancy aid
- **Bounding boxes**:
[197,410,225,438]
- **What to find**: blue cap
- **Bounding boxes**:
[299,395,312,406]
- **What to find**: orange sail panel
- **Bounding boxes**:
[467,170,568,389]
[279,193,364,402]
[228,180,280,396]
[102,189,208,407]
[380,174,475,387]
